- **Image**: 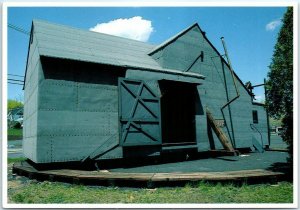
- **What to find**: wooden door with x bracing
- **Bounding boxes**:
[118,78,161,147]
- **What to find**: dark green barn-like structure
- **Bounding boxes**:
[23,20,269,163]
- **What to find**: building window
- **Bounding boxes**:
[252,110,258,124]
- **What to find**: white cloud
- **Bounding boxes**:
[90,16,153,42]
[266,19,282,31]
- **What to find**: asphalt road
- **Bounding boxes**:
[270,134,288,149]
[7,139,24,158]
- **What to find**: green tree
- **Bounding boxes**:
[8,99,23,112]
[266,7,293,161]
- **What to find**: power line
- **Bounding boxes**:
[8,74,25,86]
[8,82,23,86]
[8,79,24,83]
[8,23,30,36]
[8,74,24,78]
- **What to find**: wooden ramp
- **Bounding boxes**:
[12,161,285,187]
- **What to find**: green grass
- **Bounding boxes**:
[8,181,293,204]
[8,158,26,164]
[8,128,23,140]
[8,128,23,136]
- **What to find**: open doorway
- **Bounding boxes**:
[159,80,197,145]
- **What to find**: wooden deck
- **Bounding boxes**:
[265,148,289,152]
[12,161,286,187]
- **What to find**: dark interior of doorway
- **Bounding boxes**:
[159,80,197,145]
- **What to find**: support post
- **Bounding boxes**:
[264,78,271,147]
[206,108,235,152]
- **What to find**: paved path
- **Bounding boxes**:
[270,134,288,149]
[7,139,24,158]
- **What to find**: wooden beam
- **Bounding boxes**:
[12,161,285,186]
[206,109,235,152]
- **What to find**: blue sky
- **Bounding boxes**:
[7,6,287,101]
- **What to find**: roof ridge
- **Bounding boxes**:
[32,19,155,47]
[148,22,201,55]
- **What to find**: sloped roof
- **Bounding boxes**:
[148,22,253,96]
[148,23,199,55]
[31,19,205,79]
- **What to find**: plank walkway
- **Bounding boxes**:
[265,148,289,152]
[12,161,286,187]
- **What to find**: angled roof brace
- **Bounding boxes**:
[220,37,240,148]
[184,51,204,72]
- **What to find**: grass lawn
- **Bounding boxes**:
[8,128,23,136]
[8,158,27,164]
[8,180,293,204]
[8,129,23,140]
[7,159,293,204]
